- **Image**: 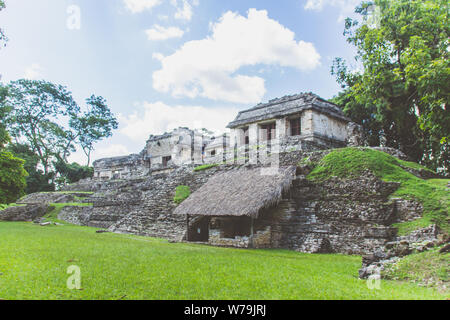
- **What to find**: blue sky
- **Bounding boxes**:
[0,0,362,163]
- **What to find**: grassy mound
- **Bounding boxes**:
[382,246,449,293]
[0,222,446,299]
[307,148,449,235]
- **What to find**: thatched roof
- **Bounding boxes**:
[173,166,297,218]
[227,92,350,128]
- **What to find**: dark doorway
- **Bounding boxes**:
[162,156,172,167]
[188,217,210,242]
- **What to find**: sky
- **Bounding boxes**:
[0,0,363,164]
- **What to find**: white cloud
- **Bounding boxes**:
[94,144,131,158]
[68,144,131,164]
[152,52,165,61]
[146,25,185,40]
[157,14,169,21]
[172,0,193,21]
[123,0,162,14]
[304,0,361,22]
[24,63,44,80]
[119,101,238,141]
[152,9,321,104]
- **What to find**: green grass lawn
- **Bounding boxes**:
[0,222,446,300]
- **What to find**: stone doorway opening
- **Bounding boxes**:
[187,216,210,242]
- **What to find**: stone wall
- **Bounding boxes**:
[60,165,233,240]
[57,147,436,256]
[209,229,250,248]
[259,172,400,254]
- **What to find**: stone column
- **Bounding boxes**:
[276,118,287,140]
[248,123,258,164]
[226,130,237,165]
[301,110,314,136]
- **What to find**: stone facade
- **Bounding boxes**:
[92,93,363,180]
[93,127,216,180]
[59,147,436,257]
[226,93,361,166]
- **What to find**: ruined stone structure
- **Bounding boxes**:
[93,127,215,179]
[92,93,362,180]
[1,91,446,282]
[226,92,358,165]
[2,146,444,263]
[173,164,403,254]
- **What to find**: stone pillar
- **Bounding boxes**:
[248,123,258,164]
[276,118,287,140]
[192,134,203,165]
[301,110,314,136]
[226,130,237,165]
[234,128,246,165]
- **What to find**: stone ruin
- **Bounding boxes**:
[1,92,446,280]
[92,93,364,181]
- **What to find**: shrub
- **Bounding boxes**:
[0,151,28,204]
[174,185,191,204]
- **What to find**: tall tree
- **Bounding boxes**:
[0,150,27,203]
[1,79,118,190]
[4,79,79,175]
[0,90,28,202]
[0,0,8,48]
[69,95,118,166]
[331,0,449,173]
[7,143,54,194]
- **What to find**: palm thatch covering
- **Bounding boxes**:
[173,166,297,218]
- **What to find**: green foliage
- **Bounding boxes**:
[7,143,54,194]
[0,79,118,190]
[173,185,191,204]
[0,222,445,299]
[331,0,449,173]
[1,79,118,170]
[69,95,118,166]
[0,0,7,47]
[307,148,449,234]
[193,164,219,172]
[54,159,93,185]
[0,151,28,204]
[0,86,12,148]
[0,203,25,211]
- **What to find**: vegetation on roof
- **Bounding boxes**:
[306,148,449,235]
[173,186,191,205]
[193,164,219,172]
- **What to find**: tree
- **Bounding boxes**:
[1,79,118,191]
[3,79,79,175]
[0,86,11,147]
[0,1,8,48]
[7,143,54,194]
[54,159,93,185]
[0,150,27,203]
[69,95,118,166]
[2,79,118,166]
[331,0,449,173]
